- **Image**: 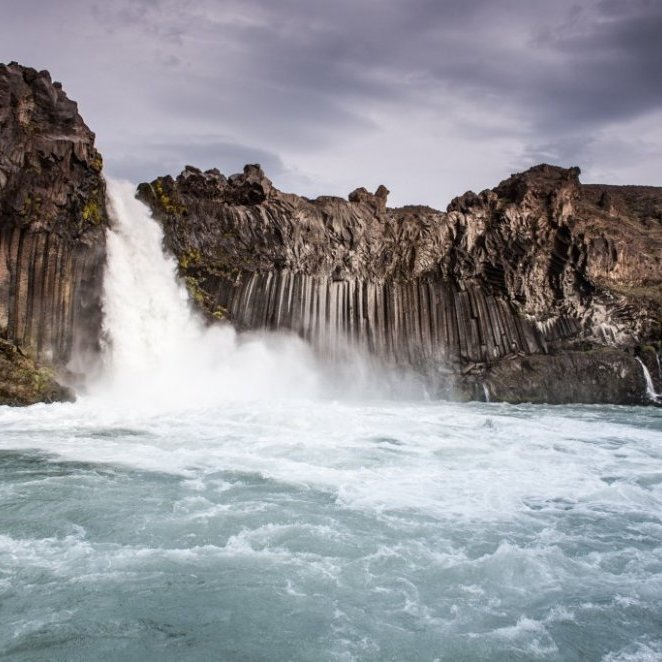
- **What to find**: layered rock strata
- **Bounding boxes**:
[139,163,661,404]
[0,62,108,403]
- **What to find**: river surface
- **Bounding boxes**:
[2,180,661,660]
[1,399,661,661]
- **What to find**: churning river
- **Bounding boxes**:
[1,182,661,661]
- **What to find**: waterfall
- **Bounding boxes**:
[96,180,422,407]
[636,358,661,404]
[482,382,491,403]
[96,179,320,408]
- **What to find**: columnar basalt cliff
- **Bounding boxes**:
[0,62,108,404]
[1,63,660,406]
[138,163,661,404]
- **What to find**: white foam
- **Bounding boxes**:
[1,399,661,524]
[603,640,662,662]
[97,179,323,410]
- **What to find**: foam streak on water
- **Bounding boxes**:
[0,182,661,660]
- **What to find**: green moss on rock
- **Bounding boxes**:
[82,198,102,224]
[90,152,103,173]
[154,180,186,215]
[179,248,202,270]
[0,338,74,406]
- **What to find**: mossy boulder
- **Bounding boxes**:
[0,338,74,406]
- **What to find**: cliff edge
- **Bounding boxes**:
[1,61,659,406]
[0,62,108,404]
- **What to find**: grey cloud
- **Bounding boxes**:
[103,139,287,184]
[1,0,660,203]
[530,1,662,127]
[520,136,596,172]
[72,0,662,137]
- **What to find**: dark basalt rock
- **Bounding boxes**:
[139,162,661,404]
[0,62,109,399]
[484,348,649,406]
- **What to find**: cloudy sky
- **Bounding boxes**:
[2,0,661,206]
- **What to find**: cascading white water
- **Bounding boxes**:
[96,179,321,409]
[636,357,661,403]
[96,179,428,408]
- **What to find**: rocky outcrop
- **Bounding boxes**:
[138,163,661,404]
[0,336,74,406]
[484,349,646,405]
[0,62,108,400]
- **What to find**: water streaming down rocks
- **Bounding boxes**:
[636,357,661,403]
[98,179,327,408]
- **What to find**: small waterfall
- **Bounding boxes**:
[656,351,662,382]
[482,382,491,403]
[97,179,320,408]
[636,358,661,403]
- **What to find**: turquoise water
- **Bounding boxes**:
[1,399,661,661]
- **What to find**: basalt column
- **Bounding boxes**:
[0,62,108,370]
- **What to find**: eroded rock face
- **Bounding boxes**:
[139,162,661,404]
[2,63,657,405]
[0,62,108,395]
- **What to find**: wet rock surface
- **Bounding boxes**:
[484,348,648,406]
[139,163,661,404]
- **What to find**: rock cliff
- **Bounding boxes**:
[1,61,659,406]
[138,163,661,404]
[0,62,108,404]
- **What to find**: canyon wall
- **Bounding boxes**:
[0,63,108,403]
[139,163,661,403]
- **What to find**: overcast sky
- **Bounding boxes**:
[2,0,661,206]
